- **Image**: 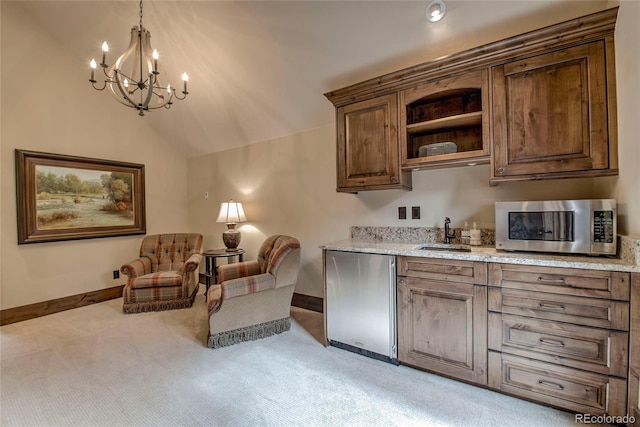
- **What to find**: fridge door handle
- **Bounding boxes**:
[389,257,397,359]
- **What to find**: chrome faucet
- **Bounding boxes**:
[444,217,456,244]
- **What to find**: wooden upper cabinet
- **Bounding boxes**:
[335,93,411,192]
[400,69,490,170]
[325,8,619,190]
[491,39,618,184]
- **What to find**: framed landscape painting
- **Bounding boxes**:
[15,149,146,244]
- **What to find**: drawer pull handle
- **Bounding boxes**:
[538,302,565,310]
[539,338,565,347]
[538,380,564,391]
[538,276,566,284]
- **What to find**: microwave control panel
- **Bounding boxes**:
[593,210,615,244]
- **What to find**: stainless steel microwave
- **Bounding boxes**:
[495,199,617,256]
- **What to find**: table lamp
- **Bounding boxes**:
[216,200,247,251]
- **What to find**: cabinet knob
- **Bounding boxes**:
[391,176,398,183]
[497,167,505,175]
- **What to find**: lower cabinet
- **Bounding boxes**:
[395,258,633,421]
[397,257,487,385]
[487,263,630,417]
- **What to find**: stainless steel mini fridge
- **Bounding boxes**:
[325,250,397,364]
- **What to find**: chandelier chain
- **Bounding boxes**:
[139,0,144,28]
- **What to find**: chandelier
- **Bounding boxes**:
[89,0,188,116]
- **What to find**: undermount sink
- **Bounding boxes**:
[414,244,472,253]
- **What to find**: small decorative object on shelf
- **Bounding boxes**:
[470,222,482,246]
[461,221,471,245]
[216,200,247,251]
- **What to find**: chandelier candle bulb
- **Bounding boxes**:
[89,59,97,82]
[182,73,189,94]
[101,41,108,66]
[152,49,159,74]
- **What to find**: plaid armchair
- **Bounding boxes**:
[121,233,203,313]
[207,235,301,348]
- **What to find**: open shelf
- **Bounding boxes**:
[404,85,485,164]
[406,111,483,135]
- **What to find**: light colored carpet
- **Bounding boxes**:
[1,291,583,427]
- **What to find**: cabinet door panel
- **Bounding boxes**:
[491,40,615,182]
[398,277,487,384]
[505,59,588,163]
[336,93,410,191]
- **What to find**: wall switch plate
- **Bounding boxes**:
[113,270,119,280]
[412,206,420,219]
[398,207,407,220]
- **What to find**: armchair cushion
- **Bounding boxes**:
[129,271,182,289]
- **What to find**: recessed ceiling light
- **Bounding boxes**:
[426,0,446,23]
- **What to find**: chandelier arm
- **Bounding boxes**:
[173,89,187,101]
[90,80,108,91]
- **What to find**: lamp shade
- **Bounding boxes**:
[216,200,247,224]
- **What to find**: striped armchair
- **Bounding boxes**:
[121,233,203,313]
[207,235,301,348]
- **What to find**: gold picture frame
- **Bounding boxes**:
[15,149,146,244]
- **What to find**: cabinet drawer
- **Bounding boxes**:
[399,256,487,284]
[488,352,627,416]
[488,287,629,330]
[488,263,629,301]
[488,313,628,377]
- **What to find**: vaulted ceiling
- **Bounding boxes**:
[12,0,609,158]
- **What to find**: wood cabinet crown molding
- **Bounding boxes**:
[324,7,618,107]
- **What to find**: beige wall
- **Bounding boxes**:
[0,3,190,310]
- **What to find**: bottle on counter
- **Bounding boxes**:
[470,222,482,246]
[461,221,470,245]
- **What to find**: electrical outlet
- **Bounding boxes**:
[113,270,120,280]
[412,206,421,219]
[398,207,407,220]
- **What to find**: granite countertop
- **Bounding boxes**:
[319,238,640,273]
